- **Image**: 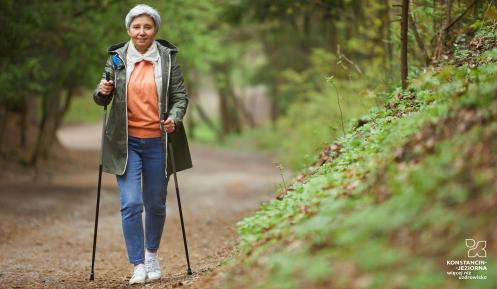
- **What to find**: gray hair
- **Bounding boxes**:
[125,4,161,32]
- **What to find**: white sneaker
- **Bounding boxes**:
[129,263,146,285]
[145,250,161,281]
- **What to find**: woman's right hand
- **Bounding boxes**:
[98,79,114,96]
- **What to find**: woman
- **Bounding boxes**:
[94,4,192,285]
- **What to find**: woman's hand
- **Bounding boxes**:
[98,79,114,96]
[161,117,176,134]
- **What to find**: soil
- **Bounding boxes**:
[0,122,288,289]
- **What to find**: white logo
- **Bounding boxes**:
[466,239,486,258]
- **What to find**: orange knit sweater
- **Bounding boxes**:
[127,61,161,138]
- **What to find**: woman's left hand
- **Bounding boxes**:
[161,117,176,133]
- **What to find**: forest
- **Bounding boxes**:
[0,1,495,289]
[0,0,487,168]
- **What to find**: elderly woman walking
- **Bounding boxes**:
[94,4,192,284]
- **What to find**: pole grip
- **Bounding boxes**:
[102,72,111,110]
[162,112,175,140]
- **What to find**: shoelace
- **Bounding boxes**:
[146,257,160,272]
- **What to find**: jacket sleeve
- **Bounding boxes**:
[167,52,189,127]
[93,55,115,106]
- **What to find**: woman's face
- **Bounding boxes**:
[128,15,157,53]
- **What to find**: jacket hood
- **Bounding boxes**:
[107,39,178,54]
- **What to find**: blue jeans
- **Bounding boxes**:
[116,136,168,265]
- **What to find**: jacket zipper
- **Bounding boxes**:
[113,49,171,176]
[115,51,129,175]
[164,52,172,175]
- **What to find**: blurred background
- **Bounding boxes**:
[1,0,486,171]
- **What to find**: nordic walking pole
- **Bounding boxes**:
[90,71,111,281]
[164,112,193,275]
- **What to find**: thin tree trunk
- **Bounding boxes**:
[31,97,49,165]
[225,84,242,134]
[13,94,29,148]
[447,0,452,23]
[409,13,430,65]
[385,0,393,78]
[214,64,230,141]
[20,106,27,148]
[215,62,241,137]
[31,93,61,165]
[185,75,197,140]
[441,0,453,47]
[193,102,220,135]
[302,7,311,54]
[260,34,280,126]
[401,0,410,89]
[269,85,279,126]
[236,89,256,128]
[0,108,7,152]
[473,0,481,18]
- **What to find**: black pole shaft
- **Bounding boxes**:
[90,72,110,281]
[164,112,192,275]
[168,140,192,275]
[89,163,103,281]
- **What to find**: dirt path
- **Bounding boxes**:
[0,123,287,289]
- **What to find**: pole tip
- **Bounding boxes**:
[187,268,193,275]
[89,273,95,281]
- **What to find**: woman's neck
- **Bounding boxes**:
[134,42,152,54]
[136,46,148,54]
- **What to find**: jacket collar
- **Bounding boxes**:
[107,39,178,58]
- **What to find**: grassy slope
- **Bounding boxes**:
[219,24,497,289]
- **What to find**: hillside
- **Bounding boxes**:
[218,23,497,289]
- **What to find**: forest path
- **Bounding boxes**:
[0,122,286,288]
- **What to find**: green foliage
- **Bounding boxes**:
[0,1,128,102]
[233,49,372,170]
[222,23,497,289]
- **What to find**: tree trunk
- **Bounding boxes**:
[401,0,410,89]
[384,0,393,78]
[269,84,279,126]
[185,74,198,140]
[473,0,481,18]
[0,108,7,152]
[236,89,256,128]
[20,105,27,148]
[193,103,220,136]
[225,77,242,134]
[441,0,453,47]
[15,94,29,148]
[214,62,242,139]
[31,93,62,165]
[302,7,311,54]
[31,96,50,165]
[409,13,431,65]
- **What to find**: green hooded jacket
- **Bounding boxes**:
[93,39,192,176]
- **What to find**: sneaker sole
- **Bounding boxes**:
[146,274,161,282]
